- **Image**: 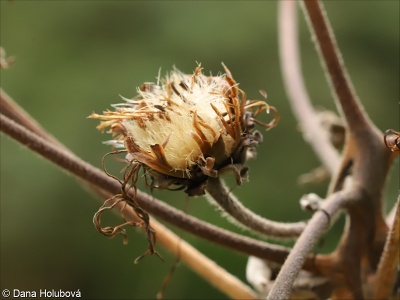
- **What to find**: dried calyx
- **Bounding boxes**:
[90,64,278,195]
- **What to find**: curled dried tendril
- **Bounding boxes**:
[384,129,400,152]
[93,196,138,245]
[93,150,163,263]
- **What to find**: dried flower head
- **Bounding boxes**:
[90,64,278,195]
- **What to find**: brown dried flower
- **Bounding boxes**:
[90,64,278,195]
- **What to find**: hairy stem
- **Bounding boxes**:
[300,0,379,145]
[267,189,358,300]
[278,0,340,175]
[206,177,306,239]
[372,197,400,299]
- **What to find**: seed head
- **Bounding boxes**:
[89,64,278,195]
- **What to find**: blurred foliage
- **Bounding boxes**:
[0,1,398,299]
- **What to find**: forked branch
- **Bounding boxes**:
[266,189,358,300]
[268,0,397,298]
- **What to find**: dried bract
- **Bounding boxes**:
[90,64,278,195]
[384,129,400,152]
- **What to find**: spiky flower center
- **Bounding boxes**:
[90,64,277,182]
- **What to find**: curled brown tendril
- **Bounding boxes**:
[384,129,400,152]
[93,150,163,263]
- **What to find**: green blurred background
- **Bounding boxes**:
[1,1,398,299]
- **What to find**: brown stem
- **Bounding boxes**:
[300,0,379,145]
[372,197,400,299]
[0,89,60,145]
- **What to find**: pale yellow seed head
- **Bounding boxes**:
[89,64,278,193]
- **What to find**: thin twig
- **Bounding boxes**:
[372,197,400,299]
[278,0,340,175]
[0,112,307,267]
[0,89,59,144]
[267,188,359,300]
[206,177,306,239]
